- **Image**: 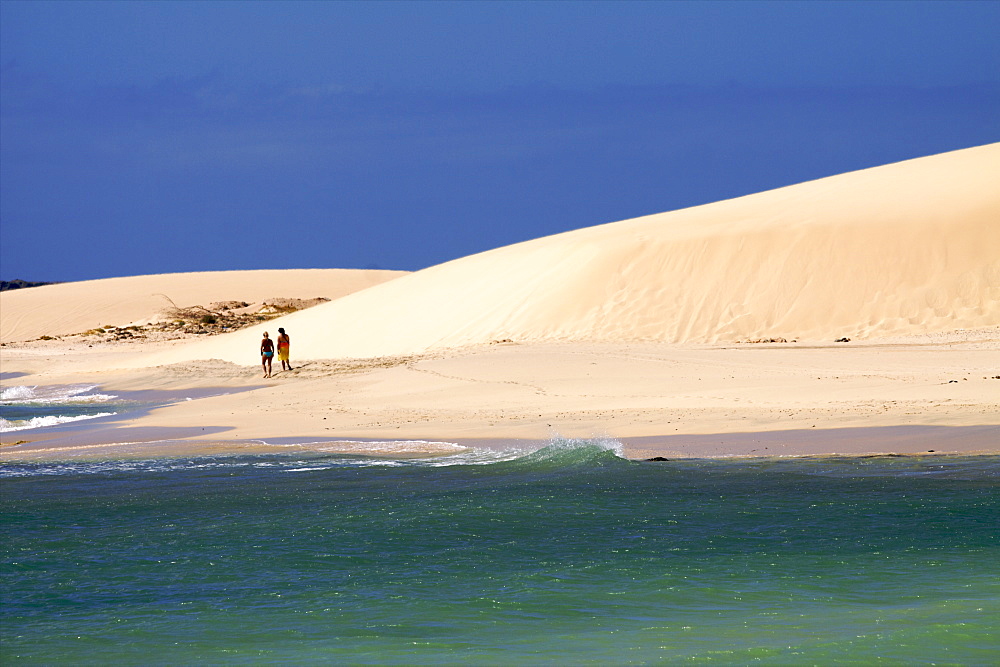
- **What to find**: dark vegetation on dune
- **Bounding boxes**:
[0,280,60,291]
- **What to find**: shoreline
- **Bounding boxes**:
[619,424,1000,459]
[2,424,997,463]
[3,333,999,463]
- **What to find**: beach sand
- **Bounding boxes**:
[3,145,998,461]
[2,336,997,461]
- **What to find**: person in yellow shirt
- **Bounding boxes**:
[277,327,292,372]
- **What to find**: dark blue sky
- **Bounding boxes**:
[2,1,998,282]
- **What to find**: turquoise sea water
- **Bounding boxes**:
[2,442,998,664]
[0,384,130,433]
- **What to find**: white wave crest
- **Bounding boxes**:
[0,385,37,401]
[546,436,625,457]
[0,412,117,432]
[0,384,117,405]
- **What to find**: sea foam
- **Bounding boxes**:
[0,384,117,405]
[0,412,117,433]
[0,384,121,432]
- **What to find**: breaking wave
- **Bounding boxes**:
[0,412,118,433]
[0,384,122,432]
[0,384,117,405]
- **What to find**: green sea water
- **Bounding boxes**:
[2,441,998,664]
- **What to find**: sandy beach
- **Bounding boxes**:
[3,145,998,461]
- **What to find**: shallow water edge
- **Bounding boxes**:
[2,424,997,464]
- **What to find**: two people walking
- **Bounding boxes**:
[260,327,292,378]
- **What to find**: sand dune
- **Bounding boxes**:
[131,143,999,367]
[0,269,407,343]
[2,146,998,459]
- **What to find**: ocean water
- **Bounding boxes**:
[0,384,127,432]
[2,441,998,664]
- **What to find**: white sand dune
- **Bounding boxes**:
[3,146,999,458]
[136,143,998,367]
[0,269,407,343]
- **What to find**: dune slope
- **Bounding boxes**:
[0,269,407,343]
[132,144,1000,365]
